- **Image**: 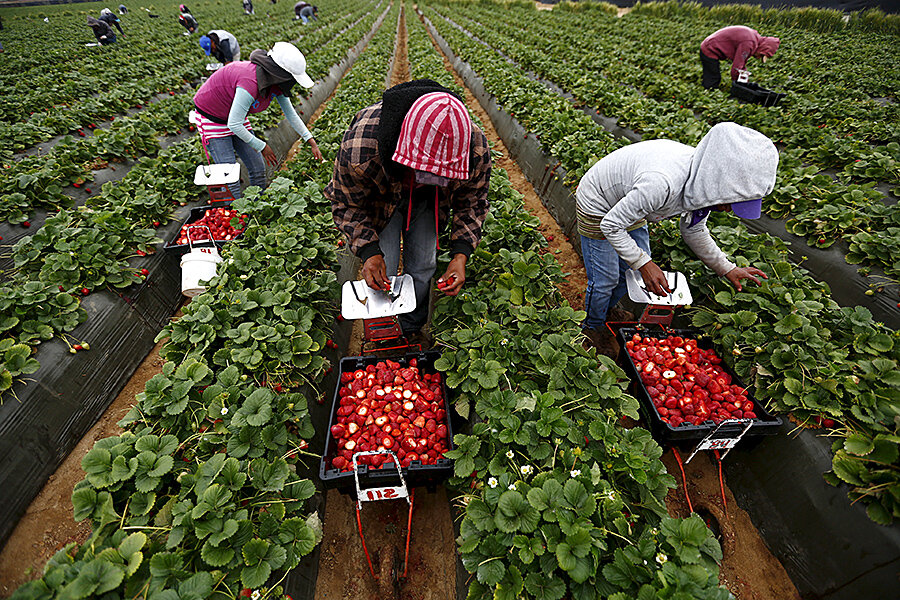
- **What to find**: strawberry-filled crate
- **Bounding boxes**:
[616,326,782,444]
[163,203,248,255]
[319,351,456,492]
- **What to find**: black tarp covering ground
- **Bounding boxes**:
[421,9,900,599]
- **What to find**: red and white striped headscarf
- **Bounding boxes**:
[392,92,472,180]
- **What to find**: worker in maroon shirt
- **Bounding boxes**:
[700,26,780,89]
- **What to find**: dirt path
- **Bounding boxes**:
[0,336,170,597]
[419,10,800,600]
[312,9,460,600]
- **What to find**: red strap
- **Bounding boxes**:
[434,187,441,250]
[405,171,413,232]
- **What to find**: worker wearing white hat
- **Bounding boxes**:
[192,42,322,198]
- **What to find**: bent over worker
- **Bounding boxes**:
[192,42,323,198]
[575,122,777,352]
[86,16,116,45]
[700,26,780,89]
[200,30,241,63]
[326,79,492,340]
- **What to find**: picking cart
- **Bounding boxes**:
[610,269,782,512]
[319,284,454,599]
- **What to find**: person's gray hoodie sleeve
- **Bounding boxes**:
[599,173,671,270]
[679,214,736,275]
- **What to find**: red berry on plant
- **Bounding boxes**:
[81,288,90,295]
[22,221,30,227]
[140,268,149,275]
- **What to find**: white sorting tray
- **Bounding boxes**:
[625,269,692,306]
[341,275,416,320]
[194,163,241,186]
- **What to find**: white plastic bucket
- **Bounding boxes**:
[180,247,222,297]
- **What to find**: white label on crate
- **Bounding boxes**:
[697,438,740,451]
[359,486,409,502]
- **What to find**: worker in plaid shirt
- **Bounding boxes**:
[326,80,492,338]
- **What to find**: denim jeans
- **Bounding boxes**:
[206,135,266,199]
[378,193,437,334]
[581,226,651,330]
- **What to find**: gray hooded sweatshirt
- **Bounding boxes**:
[575,122,778,276]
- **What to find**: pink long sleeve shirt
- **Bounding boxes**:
[700,26,780,81]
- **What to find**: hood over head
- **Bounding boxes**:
[756,36,780,57]
[86,16,101,26]
[100,8,113,16]
[683,122,778,212]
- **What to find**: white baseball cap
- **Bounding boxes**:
[267,42,314,89]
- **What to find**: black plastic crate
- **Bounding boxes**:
[730,81,786,107]
[319,351,455,492]
[163,203,243,255]
[616,325,781,443]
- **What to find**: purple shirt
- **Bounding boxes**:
[700,26,780,81]
[193,61,278,121]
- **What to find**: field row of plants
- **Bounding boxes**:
[403,12,731,599]
[7,2,403,598]
[0,0,387,401]
[426,1,900,285]
[419,2,899,525]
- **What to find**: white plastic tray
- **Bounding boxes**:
[341,275,416,320]
[206,63,223,71]
[194,163,241,186]
[625,269,692,306]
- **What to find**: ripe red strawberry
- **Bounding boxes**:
[85,188,91,193]
[140,268,149,275]
[153,221,160,227]
[81,288,90,295]
[73,344,82,351]
[22,221,31,228]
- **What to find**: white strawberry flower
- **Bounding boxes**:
[570,469,581,478]
[656,553,668,565]
[220,407,228,415]
[251,591,261,600]
[508,484,516,491]
[506,450,514,459]
[520,465,533,476]
[488,477,498,489]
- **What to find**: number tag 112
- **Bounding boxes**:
[360,486,409,503]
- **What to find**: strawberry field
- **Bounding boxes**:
[0,1,899,599]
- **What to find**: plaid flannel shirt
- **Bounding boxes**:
[326,101,491,262]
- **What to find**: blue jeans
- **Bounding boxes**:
[206,135,266,199]
[379,194,437,334]
[581,226,651,330]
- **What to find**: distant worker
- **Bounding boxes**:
[242,0,254,14]
[200,30,241,64]
[86,16,116,45]
[700,26,780,89]
[191,42,323,198]
[293,1,317,23]
[178,11,198,34]
[118,4,127,14]
[99,8,124,36]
